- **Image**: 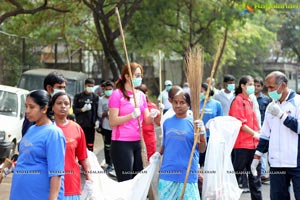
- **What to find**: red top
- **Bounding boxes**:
[142,101,157,159]
[56,120,88,196]
[229,93,259,149]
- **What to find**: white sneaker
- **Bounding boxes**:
[100,159,107,169]
[108,169,116,177]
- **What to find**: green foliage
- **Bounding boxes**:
[0,0,292,85]
[222,19,276,78]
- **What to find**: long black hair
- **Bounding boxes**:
[234,75,253,96]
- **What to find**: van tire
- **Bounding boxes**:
[8,141,16,160]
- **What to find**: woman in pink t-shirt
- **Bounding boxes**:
[108,63,159,182]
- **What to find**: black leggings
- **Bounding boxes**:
[232,148,262,200]
[110,140,143,182]
[101,128,112,165]
[82,127,95,151]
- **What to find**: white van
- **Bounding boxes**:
[0,85,29,163]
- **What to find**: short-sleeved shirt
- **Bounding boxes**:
[10,123,66,200]
[108,89,147,141]
[160,115,199,183]
[200,99,223,138]
[158,90,172,110]
[98,96,111,130]
[56,120,88,196]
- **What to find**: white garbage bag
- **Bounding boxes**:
[81,151,161,200]
[202,116,242,200]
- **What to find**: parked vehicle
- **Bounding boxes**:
[0,85,29,163]
[17,68,88,99]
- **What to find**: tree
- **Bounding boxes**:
[128,0,244,82]
[0,0,69,25]
[221,20,276,78]
[278,10,300,62]
[82,0,142,79]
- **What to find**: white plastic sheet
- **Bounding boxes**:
[81,151,161,200]
[202,116,242,200]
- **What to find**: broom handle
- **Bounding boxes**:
[180,36,225,200]
[159,50,163,115]
[158,50,163,147]
[115,7,148,167]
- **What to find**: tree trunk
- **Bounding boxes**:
[84,0,142,80]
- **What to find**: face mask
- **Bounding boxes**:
[133,77,142,87]
[246,85,255,95]
[200,93,205,101]
[268,84,282,101]
[227,84,235,92]
[51,89,65,97]
[86,87,94,93]
[166,85,172,91]
[104,90,113,97]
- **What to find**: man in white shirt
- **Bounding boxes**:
[213,74,235,115]
[251,71,300,200]
[158,80,173,113]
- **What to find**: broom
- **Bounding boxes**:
[180,34,227,199]
[115,7,148,167]
[180,46,203,200]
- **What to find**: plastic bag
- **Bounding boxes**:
[202,116,243,200]
[81,150,161,200]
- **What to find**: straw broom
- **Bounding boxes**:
[180,34,227,199]
[115,7,148,167]
[179,46,203,200]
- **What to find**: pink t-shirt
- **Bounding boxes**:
[108,89,147,141]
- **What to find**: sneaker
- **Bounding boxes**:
[100,159,107,169]
[242,188,250,193]
[108,169,116,177]
[106,164,114,172]
[261,176,270,184]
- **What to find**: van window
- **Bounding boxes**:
[0,91,18,117]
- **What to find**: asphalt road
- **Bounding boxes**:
[1,129,295,200]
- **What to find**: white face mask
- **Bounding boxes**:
[51,89,65,97]
[85,87,94,93]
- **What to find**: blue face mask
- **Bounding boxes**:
[268,84,282,101]
[133,77,142,87]
[200,93,205,101]
[166,85,172,91]
[246,85,255,95]
[227,84,235,92]
[104,90,113,97]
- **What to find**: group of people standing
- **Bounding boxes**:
[158,71,300,200]
[8,63,300,200]
[11,72,93,200]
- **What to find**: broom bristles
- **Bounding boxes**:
[185,47,203,122]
